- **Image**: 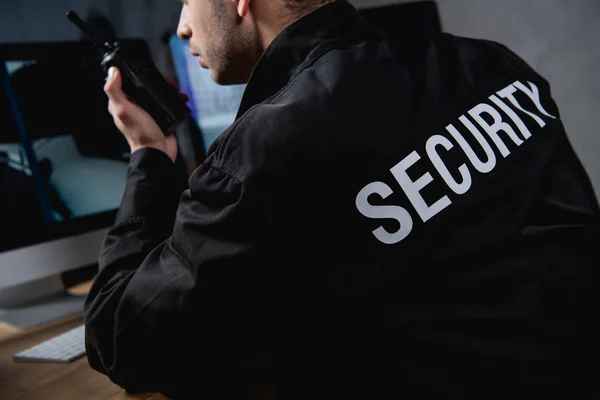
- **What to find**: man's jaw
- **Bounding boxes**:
[189,48,209,69]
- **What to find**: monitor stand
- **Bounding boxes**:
[0,275,86,329]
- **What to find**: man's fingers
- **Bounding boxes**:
[105,67,133,124]
[104,67,126,103]
[108,100,131,124]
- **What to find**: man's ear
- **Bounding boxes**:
[235,0,251,17]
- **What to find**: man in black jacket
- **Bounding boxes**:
[87,0,600,398]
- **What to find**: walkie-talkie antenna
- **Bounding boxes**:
[66,10,113,51]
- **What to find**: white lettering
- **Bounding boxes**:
[469,103,523,158]
[426,135,472,195]
[489,94,532,140]
[355,81,556,245]
[355,182,414,245]
[513,80,557,120]
[497,84,546,128]
[391,151,452,223]
[452,118,496,173]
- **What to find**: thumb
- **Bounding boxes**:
[104,67,126,103]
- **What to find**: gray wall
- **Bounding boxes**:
[351,0,600,198]
[1,0,598,197]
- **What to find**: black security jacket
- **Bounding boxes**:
[84,1,600,399]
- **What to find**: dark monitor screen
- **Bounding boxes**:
[0,40,151,253]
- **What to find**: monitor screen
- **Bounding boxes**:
[0,41,143,254]
[168,35,246,154]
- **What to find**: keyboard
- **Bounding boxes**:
[13,324,86,363]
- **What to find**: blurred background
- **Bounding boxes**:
[0,0,598,198]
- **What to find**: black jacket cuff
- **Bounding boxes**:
[115,148,184,225]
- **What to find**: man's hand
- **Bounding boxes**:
[104,66,179,163]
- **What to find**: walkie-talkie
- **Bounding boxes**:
[66,10,190,135]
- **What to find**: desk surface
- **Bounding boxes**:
[0,287,169,400]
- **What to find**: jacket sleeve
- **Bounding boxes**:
[83,148,274,398]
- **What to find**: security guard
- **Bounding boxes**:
[85,0,600,399]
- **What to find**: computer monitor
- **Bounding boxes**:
[0,39,151,327]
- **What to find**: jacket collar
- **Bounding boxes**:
[236,0,374,118]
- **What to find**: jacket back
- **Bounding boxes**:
[206,2,600,397]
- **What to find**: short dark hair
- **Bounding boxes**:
[283,0,332,15]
